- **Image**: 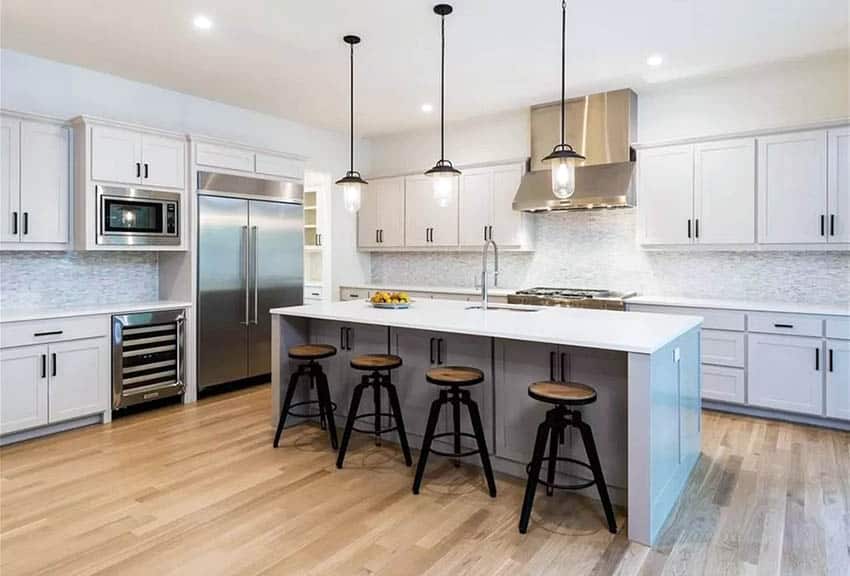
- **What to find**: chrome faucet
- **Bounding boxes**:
[481,239,499,310]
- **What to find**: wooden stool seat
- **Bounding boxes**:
[425,366,485,386]
[528,380,597,405]
[288,344,337,360]
[350,354,403,370]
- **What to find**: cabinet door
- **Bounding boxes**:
[90,125,142,184]
[255,153,303,180]
[357,184,379,248]
[702,364,745,404]
[748,333,824,415]
[459,168,492,246]
[344,323,390,421]
[757,130,828,244]
[404,176,434,247]
[141,134,186,190]
[0,116,21,242]
[0,345,49,434]
[48,337,107,423]
[20,121,70,244]
[392,328,444,438]
[310,320,346,418]
[827,127,850,243]
[693,138,755,244]
[440,332,494,452]
[638,145,694,245]
[376,177,405,247]
[826,340,850,421]
[429,177,459,247]
[491,164,524,246]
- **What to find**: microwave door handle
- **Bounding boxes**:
[252,225,258,325]
[242,225,250,326]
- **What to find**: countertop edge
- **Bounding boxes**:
[1,301,193,323]
[627,295,850,317]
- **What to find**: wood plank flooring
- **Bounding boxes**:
[1,385,848,575]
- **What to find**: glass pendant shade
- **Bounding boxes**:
[336,171,366,213]
[425,159,460,208]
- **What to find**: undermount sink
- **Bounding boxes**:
[465,305,539,312]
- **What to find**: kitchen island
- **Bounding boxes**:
[269,299,702,546]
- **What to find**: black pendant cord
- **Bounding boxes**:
[349,40,355,173]
[560,0,565,146]
[440,12,446,162]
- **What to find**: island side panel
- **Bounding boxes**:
[270,314,309,426]
[627,325,701,546]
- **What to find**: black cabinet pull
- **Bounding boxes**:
[436,338,443,365]
[379,229,383,243]
[12,211,17,235]
[560,353,567,382]
[136,162,141,178]
[815,348,819,371]
[687,219,691,239]
[695,219,700,239]
[773,323,793,329]
[829,348,834,372]
[430,337,436,364]
[345,327,352,351]
[340,327,345,348]
[34,330,63,337]
[41,354,46,379]
[489,225,493,240]
[820,215,825,236]
[376,229,380,243]
[549,351,556,380]
[830,214,835,237]
[484,226,487,241]
[144,163,149,179]
[23,212,28,235]
[51,353,57,377]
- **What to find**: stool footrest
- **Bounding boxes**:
[286,399,338,419]
[426,432,481,458]
[349,412,401,436]
[525,457,596,491]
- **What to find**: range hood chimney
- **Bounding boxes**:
[513,88,638,212]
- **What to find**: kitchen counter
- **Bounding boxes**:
[627,295,850,317]
[270,299,703,546]
[340,283,516,298]
[0,300,193,323]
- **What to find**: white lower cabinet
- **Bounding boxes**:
[748,333,824,416]
[0,345,49,434]
[826,340,850,421]
[701,364,745,404]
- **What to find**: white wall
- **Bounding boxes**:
[0,49,370,296]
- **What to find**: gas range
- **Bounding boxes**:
[507,287,637,311]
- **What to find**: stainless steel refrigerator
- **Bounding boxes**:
[196,171,303,392]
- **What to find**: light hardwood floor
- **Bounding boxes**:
[1,385,848,575]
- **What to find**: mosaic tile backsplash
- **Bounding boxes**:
[371,209,850,306]
[0,251,159,310]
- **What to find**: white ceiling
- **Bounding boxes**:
[2,0,847,135]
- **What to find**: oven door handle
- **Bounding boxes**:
[241,225,250,326]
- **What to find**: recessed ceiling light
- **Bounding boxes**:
[193,14,213,31]
[421,103,434,113]
[646,54,663,67]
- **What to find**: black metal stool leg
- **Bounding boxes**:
[575,413,617,533]
[273,369,302,448]
[373,372,382,446]
[519,420,550,533]
[413,392,445,494]
[451,388,462,468]
[336,378,367,469]
[545,418,560,497]
[464,391,496,498]
[315,368,338,450]
[311,368,326,431]
[383,375,412,466]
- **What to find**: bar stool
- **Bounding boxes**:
[518,380,617,534]
[412,366,496,498]
[336,354,412,468]
[273,344,338,450]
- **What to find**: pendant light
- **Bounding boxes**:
[542,0,584,200]
[336,35,366,213]
[425,4,461,208]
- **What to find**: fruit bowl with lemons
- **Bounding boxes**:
[369,291,411,309]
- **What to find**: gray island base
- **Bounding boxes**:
[270,299,702,546]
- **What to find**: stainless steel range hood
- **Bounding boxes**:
[513,88,637,212]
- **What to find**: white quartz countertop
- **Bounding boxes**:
[1,300,193,323]
[627,295,850,317]
[341,284,516,297]
[271,299,702,354]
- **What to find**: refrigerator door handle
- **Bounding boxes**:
[252,225,259,324]
[241,225,250,326]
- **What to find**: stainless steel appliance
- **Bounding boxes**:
[507,287,637,311]
[196,170,303,392]
[96,185,180,246]
[512,88,638,212]
[112,309,185,409]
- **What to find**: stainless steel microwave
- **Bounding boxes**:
[96,186,180,246]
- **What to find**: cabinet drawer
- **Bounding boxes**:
[628,304,745,331]
[195,143,254,172]
[340,288,369,301]
[701,329,746,368]
[255,153,303,180]
[1,315,108,349]
[702,365,745,404]
[825,317,850,340]
[748,312,823,337]
[304,285,324,300]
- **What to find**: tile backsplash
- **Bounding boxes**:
[371,209,850,306]
[0,251,159,310]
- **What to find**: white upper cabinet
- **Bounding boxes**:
[638,144,694,245]
[20,121,70,244]
[458,163,527,248]
[0,116,21,243]
[757,130,828,244]
[693,138,756,244]
[827,127,850,243]
[358,176,405,248]
[193,140,304,182]
[195,142,254,172]
[405,175,459,247]
[491,164,525,246]
[255,152,304,181]
[91,125,185,189]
